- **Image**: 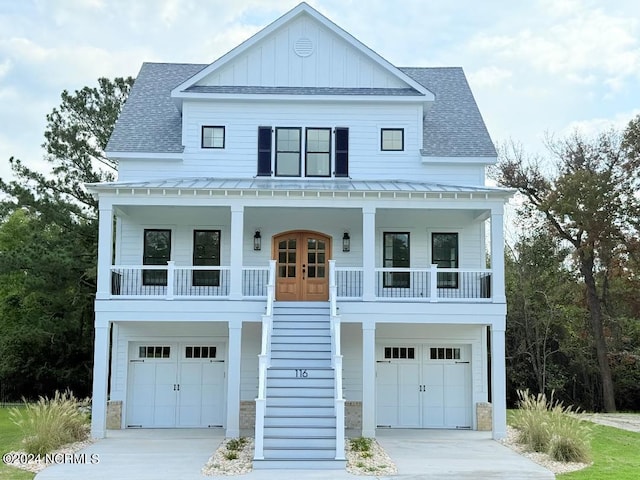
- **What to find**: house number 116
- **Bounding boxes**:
[295,369,308,378]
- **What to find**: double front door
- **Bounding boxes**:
[273,231,331,301]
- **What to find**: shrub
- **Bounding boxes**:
[350,437,373,452]
[224,451,239,460]
[513,389,591,463]
[226,437,247,451]
[9,390,90,455]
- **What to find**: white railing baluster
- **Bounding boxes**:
[254,259,276,460]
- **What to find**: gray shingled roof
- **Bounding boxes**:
[106,63,496,158]
[401,67,496,157]
[106,63,205,153]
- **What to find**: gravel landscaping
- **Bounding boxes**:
[500,426,590,475]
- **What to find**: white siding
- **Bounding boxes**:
[114,206,486,271]
[199,14,407,89]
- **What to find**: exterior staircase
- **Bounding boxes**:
[254,302,345,469]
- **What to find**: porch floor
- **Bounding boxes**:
[34,429,553,480]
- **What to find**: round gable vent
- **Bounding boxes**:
[294,37,314,57]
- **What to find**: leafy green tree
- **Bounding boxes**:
[495,129,639,412]
[0,76,133,400]
[505,227,579,401]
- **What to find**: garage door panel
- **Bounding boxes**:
[127,342,225,428]
[377,344,472,430]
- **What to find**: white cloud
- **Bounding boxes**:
[562,109,640,137]
[468,66,513,88]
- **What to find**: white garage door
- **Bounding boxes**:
[126,343,225,428]
[376,345,471,429]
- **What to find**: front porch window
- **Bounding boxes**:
[143,229,171,285]
[193,230,221,286]
[432,232,459,288]
[383,232,410,287]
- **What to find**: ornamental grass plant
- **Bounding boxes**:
[9,390,90,455]
[513,389,591,463]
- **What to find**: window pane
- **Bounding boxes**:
[143,229,170,286]
[193,230,221,287]
[433,233,459,288]
[202,126,224,148]
[381,129,404,151]
[276,152,300,176]
[383,232,410,287]
[306,153,330,176]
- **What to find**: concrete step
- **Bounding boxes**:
[263,436,336,449]
[253,459,345,470]
[262,447,336,460]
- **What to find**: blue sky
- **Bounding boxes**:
[0,0,638,182]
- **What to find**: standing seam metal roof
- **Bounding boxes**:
[105,63,497,158]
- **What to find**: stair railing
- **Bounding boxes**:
[329,260,346,460]
[254,259,276,460]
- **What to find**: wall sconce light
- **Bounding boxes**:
[342,232,351,252]
[253,230,262,251]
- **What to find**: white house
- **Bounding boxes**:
[89,2,511,469]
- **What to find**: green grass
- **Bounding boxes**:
[0,408,35,480]
[558,422,640,479]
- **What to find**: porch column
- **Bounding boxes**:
[490,206,506,304]
[491,323,507,439]
[96,204,114,300]
[226,321,242,437]
[229,206,244,300]
[90,317,110,438]
[361,323,376,437]
[362,206,376,301]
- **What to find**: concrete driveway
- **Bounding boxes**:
[34,429,554,480]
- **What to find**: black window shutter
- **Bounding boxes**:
[334,127,349,177]
[257,127,272,176]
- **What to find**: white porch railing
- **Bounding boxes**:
[109,264,270,299]
[329,260,345,460]
[254,260,276,460]
[336,266,493,301]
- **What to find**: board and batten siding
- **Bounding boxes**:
[199,14,407,89]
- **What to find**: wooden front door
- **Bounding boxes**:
[273,231,331,301]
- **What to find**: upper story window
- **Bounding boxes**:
[381,128,404,151]
[257,126,349,178]
[275,127,301,176]
[432,232,459,288]
[143,229,171,286]
[383,232,410,288]
[193,230,221,286]
[202,126,225,149]
[305,128,331,177]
